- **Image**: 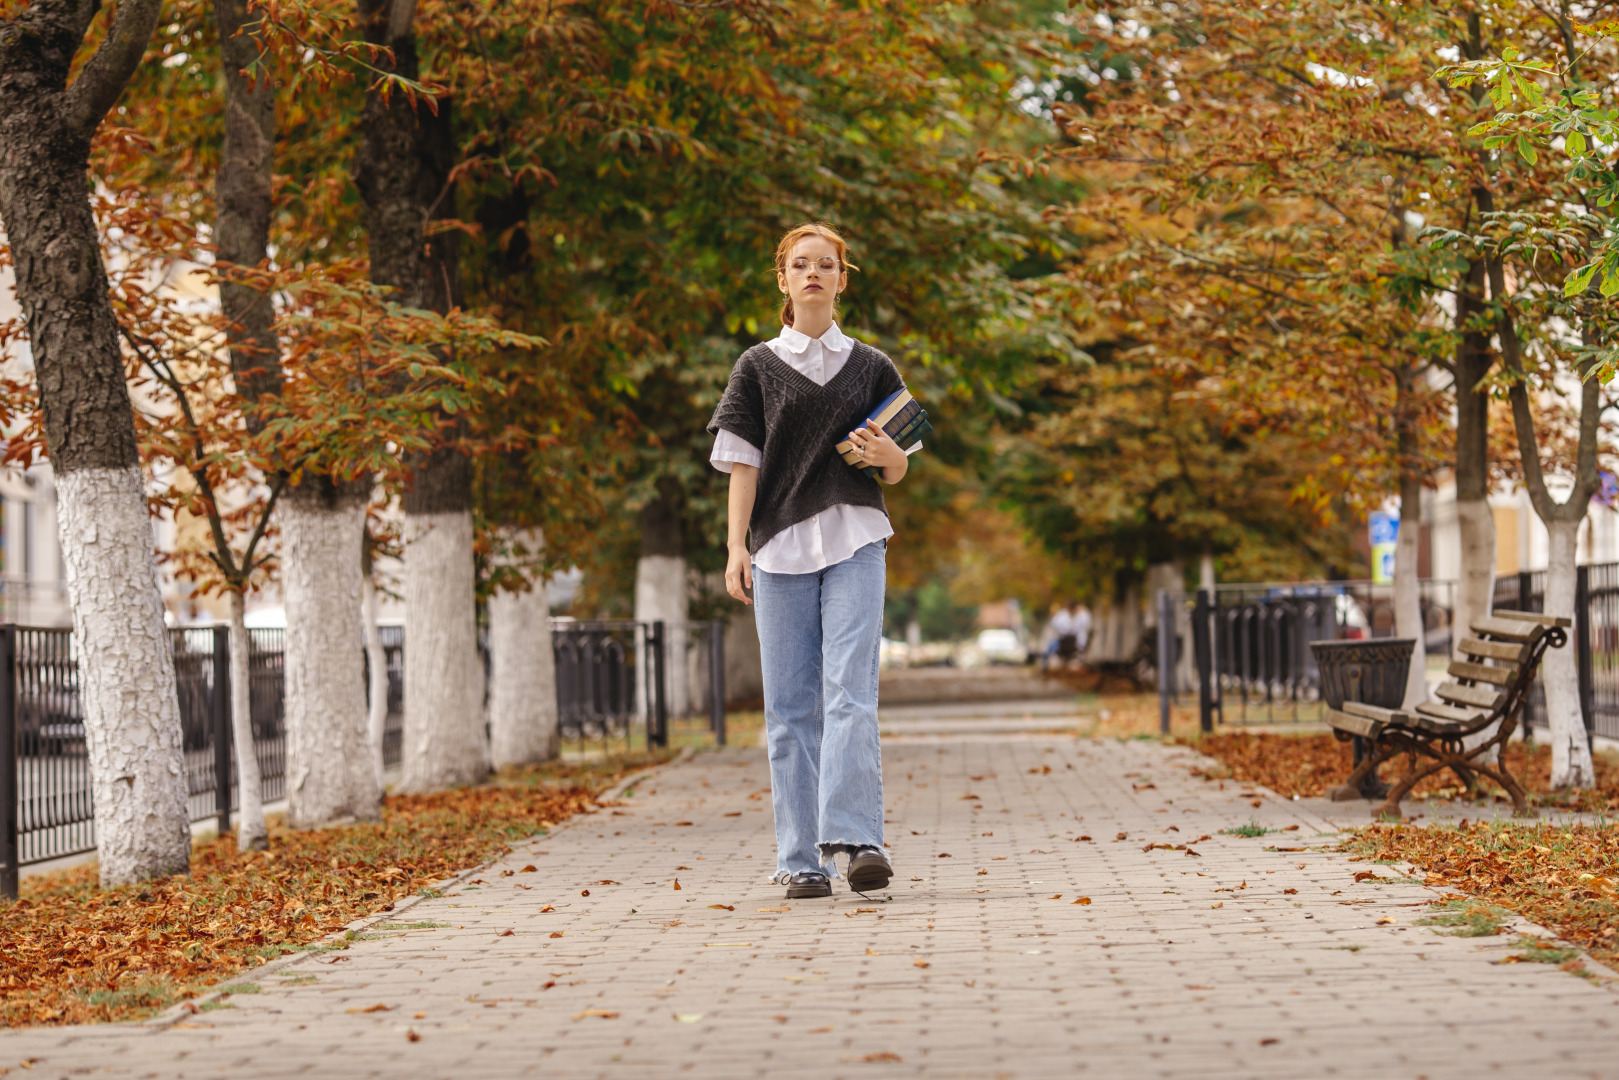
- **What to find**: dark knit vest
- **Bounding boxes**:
[707,340,906,555]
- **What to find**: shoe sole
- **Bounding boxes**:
[785,881,832,899]
[847,863,892,892]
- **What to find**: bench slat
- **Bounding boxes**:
[1446,659,1519,687]
[1405,713,1466,736]
[1415,700,1490,724]
[1458,636,1530,662]
[1492,609,1573,629]
[1342,701,1405,723]
[1469,616,1543,643]
[1436,682,1506,710]
[1327,709,1385,739]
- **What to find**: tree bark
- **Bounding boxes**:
[399,507,487,789]
[226,590,267,850]
[361,548,390,790]
[213,0,280,414]
[636,477,689,715]
[1453,256,1495,657]
[1454,15,1496,653]
[489,528,558,769]
[281,479,382,825]
[0,0,189,886]
[1393,362,1428,707]
[1543,518,1594,787]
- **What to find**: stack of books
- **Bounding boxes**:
[835,388,933,478]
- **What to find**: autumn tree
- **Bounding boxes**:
[0,0,191,885]
[1035,1,1513,688]
[1435,8,1619,787]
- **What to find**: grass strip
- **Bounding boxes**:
[0,749,675,1027]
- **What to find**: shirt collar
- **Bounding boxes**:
[777,321,848,355]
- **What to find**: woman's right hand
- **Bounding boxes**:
[725,543,753,605]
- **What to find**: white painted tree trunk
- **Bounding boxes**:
[400,510,487,791]
[1454,498,1496,657]
[226,590,266,850]
[489,532,558,769]
[1393,509,1428,709]
[636,553,688,716]
[1543,517,1595,789]
[361,572,389,791]
[55,467,190,887]
[282,492,381,826]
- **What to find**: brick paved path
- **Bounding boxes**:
[4,733,1616,1078]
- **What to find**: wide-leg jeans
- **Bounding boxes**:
[752,538,886,879]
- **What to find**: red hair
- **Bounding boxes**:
[774,222,858,328]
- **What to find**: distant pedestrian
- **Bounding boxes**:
[708,223,922,900]
[1044,602,1079,667]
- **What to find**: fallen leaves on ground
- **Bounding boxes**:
[1344,821,1619,969]
[1184,732,1619,809]
[0,750,673,1028]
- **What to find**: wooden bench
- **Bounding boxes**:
[1325,610,1569,819]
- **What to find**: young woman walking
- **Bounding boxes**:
[707,223,919,899]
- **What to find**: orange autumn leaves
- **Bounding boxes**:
[1346,822,1619,971]
[1187,732,1619,810]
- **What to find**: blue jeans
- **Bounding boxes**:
[753,539,886,879]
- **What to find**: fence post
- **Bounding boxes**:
[708,620,726,747]
[1576,564,1595,750]
[1156,590,1173,735]
[1193,589,1214,734]
[1518,570,1533,613]
[649,621,668,749]
[211,624,232,837]
[0,626,16,900]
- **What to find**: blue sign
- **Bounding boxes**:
[1369,511,1400,547]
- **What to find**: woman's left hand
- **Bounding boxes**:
[849,419,905,470]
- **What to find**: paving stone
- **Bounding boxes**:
[1,734,1615,1078]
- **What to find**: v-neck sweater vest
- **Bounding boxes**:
[708,341,906,555]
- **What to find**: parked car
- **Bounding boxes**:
[975,628,1027,665]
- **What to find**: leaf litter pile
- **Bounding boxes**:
[1345,820,1619,972]
[1185,731,1619,809]
[0,751,673,1027]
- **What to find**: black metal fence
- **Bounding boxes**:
[1187,579,1456,727]
[1,617,720,896]
[1492,566,1619,741]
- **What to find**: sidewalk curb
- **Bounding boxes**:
[141,747,699,1031]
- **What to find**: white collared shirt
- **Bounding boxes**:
[710,322,922,574]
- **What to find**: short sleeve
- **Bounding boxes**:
[710,429,763,474]
[707,351,767,450]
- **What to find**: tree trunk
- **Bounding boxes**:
[354,0,480,791]
[213,0,279,411]
[0,0,188,886]
[281,479,381,825]
[361,560,389,790]
[400,503,487,790]
[489,528,558,769]
[1543,517,1595,788]
[226,590,267,850]
[636,478,688,714]
[1394,479,1428,708]
[1453,256,1495,658]
[56,469,191,885]
[1393,362,1428,707]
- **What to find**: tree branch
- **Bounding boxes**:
[61,0,166,140]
